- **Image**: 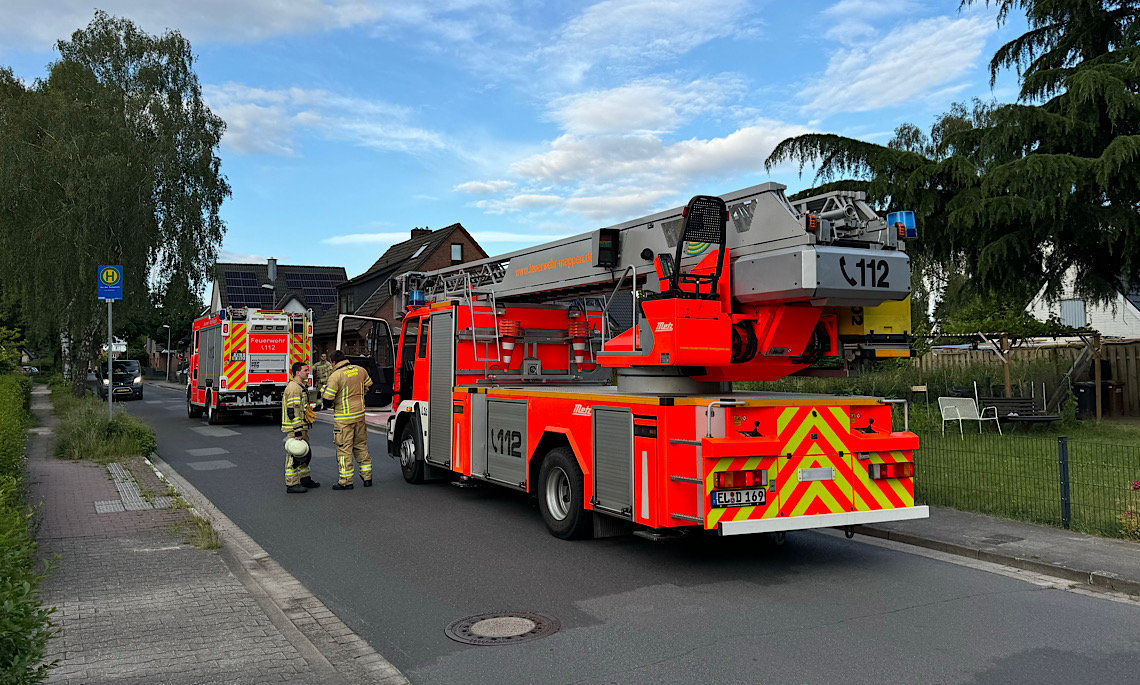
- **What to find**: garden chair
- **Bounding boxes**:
[938,397,1002,437]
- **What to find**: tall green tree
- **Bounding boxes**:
[767,0,1140,311]
[0,11,229,395]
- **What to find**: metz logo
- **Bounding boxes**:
[571,404,592,417]
[654,321,674,332]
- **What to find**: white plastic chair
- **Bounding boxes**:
[938,397,1002,437]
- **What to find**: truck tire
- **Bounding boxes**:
[538,447,592,540]
[206,391,224,425]
[187,390,203,418]
[398,422,425,484]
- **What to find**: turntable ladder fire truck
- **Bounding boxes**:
[384,182,927,540]
[187,307,314,424]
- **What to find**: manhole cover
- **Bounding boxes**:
[445,612,560,646]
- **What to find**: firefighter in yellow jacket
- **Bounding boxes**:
[321,350,373,489]
[282,362,320,493]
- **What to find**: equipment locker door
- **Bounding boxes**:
[427,310,454,468]
[486,399,527,487]
[593,406,634,517]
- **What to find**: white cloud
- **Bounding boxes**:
[549,75,746,135]
[203,83,447,156]
[802,15,993,116]
[543,0,757,84]
[0,0,387,50]
[454,180,514,194]
[219,249,278,264]
[821,0,918,44]
[473,194,565,214]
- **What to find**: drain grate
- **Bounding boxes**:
[445,612,560,646]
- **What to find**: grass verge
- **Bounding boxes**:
[48,380,155,463]
[0,374,56,684]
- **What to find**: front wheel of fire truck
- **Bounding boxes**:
[186,390,203,418]
[398,423,425,484]
[538,447,592,540]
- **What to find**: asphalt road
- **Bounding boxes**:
[126,382,1140,685]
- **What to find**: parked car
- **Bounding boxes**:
[96,360,143,400]
[20,366,39,374]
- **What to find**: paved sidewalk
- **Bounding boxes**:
[27,385,406,684]
[861,506,1140,595]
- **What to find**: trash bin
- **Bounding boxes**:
[1074,380,1125,418]
[1105,380,1125,417]
[1075,381,1096,418]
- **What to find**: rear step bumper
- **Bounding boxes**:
[718,505,929,536]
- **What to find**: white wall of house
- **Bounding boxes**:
[1027,268,1140,338]
[281,298,306,314]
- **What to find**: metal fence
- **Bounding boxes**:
[913,430,1140,540]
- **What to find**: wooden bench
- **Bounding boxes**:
[978,397,1060,428]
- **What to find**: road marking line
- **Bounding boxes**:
[191,426,240,437]
[187,460,238,471]
[187,447,230,456]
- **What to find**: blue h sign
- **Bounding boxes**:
[97,265,123,301]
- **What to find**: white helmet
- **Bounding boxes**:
[285,438,310,457]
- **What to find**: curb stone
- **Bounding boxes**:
[146,452,410,685]
[856,525,1140,597]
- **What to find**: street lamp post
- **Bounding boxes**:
[162,324,171,382]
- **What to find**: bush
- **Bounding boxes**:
[0,374,55,683]
[52,391,155,463]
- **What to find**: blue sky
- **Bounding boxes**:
[2,1,1026,281]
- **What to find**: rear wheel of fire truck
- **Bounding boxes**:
[538,447,592,540]
[187,389,203,418]
[398,422,425,484]
[206,391,224,425]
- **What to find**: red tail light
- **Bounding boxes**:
[715,469,769,489]
[869,462,914,480]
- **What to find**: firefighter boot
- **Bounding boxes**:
[332,483,354,491]
[286,484,308,494]
[301,477,321,488]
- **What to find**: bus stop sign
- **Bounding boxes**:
[98,265,122,301]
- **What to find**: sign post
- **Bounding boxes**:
[98,266,123,422]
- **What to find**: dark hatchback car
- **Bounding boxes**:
[96,360,143,400]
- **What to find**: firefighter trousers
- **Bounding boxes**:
[333,419,370,486]
[284,429,311,487]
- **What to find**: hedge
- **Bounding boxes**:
[0,374,55,683]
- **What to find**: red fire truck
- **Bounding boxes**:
[187,307,313,423]
[383,184,927,540]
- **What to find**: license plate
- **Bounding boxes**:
[114,387,132,394]
[711,488,766,508]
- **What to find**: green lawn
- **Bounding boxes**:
[913,423,1140,539]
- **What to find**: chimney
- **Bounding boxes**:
[267,257,277,282]
[410,227,431,240]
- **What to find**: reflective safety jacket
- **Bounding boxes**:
[322,360,372,422]
[281,380,308,433]
[312,360,333,388]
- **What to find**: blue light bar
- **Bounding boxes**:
[887,211,918,239]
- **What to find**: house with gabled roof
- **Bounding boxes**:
[208,259,347,326]
[313,224,487,357]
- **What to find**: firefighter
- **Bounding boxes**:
[282,361,320,493]
[321,350,372,490]
[312,352,333,394]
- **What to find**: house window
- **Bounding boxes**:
[1059,298,1086,329]
[339,292,355,314]
[451,243,462,263]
